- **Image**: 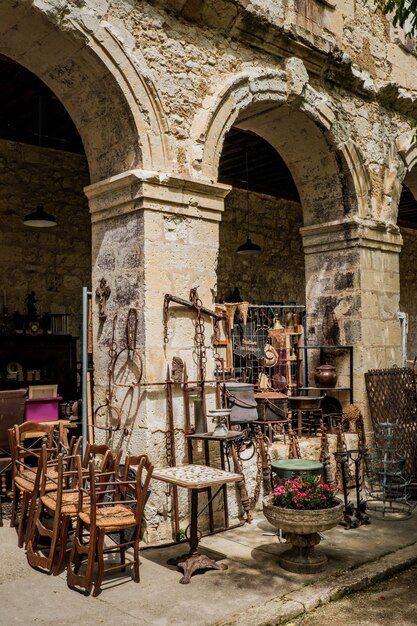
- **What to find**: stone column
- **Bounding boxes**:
[301,218,402,433]
[86,170,230,542]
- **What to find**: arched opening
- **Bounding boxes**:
[217,127,303,304]
[398,174,417,363]
[0,55,90,401]
[214,95,358,397]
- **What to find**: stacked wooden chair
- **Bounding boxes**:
[8,421,66,547]
[67,453,153,596]
[26,442,118,575]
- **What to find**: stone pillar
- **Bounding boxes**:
[86,170,230,542]
[301,219,402,433]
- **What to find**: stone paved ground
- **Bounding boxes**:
[284,564,417,626]
[2,506,417,626]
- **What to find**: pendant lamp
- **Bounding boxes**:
[23,205,57,228]
[236,148,261,255]
[23,91,57,228]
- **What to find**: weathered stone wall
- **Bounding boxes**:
[2,0,417,545]
[217,189,305,304]
[0,139,90,339]
[400,227,417,360]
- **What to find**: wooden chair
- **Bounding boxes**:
[26,440,121,575]
[0,388,27,525]
[9,421,65,547]
[26,439,83,574]
[67,454,153,596]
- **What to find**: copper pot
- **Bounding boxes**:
[314,364,337,388]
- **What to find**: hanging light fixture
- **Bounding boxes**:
[23,90,57,228]
[23,204,57,227]
[236,147,261,255]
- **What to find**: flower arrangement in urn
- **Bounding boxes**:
[263,474,343,574]
[271,475,337,511]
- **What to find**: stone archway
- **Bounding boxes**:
[192,60,402,420]
[0,1,177,452]
[0,0,170,181]
[191,60,369,224]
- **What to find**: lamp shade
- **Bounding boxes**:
[23,205,57,228]
[236,237,261,255]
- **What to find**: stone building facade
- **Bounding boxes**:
[2,0,417,541]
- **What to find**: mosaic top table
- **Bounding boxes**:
[152,464,242,583]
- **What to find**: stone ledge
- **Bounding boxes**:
[85,170,231,223]
[301,218,403,254]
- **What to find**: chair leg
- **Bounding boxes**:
[10,481,17,528]
[92,529,105,597]
[67,520,97,595]
[25,487,40,545]
[17,492,30,548]
[133,534,140,583]
[120,529,126,572]
[53,515,71,575]
[27,503,56,574]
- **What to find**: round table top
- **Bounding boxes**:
[271,459,323,473]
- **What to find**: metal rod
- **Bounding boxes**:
[81,287,92,455]
[166,368,180,538]
[165,294,223,320]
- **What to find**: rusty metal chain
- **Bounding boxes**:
[94,313,122,431]
[189,287,207,382]
[163,294,170,344]
[250,428,271,507]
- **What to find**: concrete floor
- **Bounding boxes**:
[1,505,417,626]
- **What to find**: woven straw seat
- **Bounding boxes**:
[41,490,80,515]
[15,467,58,493]
[79,503,135,528]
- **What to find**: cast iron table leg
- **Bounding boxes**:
[176,488,227,584]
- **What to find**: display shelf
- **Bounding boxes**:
[296,345,354,404]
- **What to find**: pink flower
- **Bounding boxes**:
[292,496,297,501]
[321,494,327,499]
[296,503,301,508]
[323,484,329,489]
[288,488,293,493]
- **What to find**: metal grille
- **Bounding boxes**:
[231,305,305,387]
[365,367,417,480]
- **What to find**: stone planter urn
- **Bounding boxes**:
[263,497,344,574]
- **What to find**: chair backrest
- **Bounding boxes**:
[0,388,27,449]
[38,444,81,503]
[119,455,154,525]
[9,421,64,478]
[82,443,110,468]
[82,443,122,473]
[81,453,154,530]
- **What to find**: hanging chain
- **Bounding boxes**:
[163,294,170,344]
[189,287,207,382]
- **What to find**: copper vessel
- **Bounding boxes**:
[314,364,337,388]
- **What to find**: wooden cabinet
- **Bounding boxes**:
[0,335,78,401]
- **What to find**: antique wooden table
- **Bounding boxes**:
[152,464,242,583]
